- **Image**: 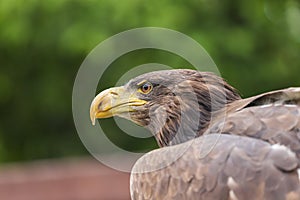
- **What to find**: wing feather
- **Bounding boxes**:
[131,134,300,199]
[130,87,300,200]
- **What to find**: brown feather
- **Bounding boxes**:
[100,69,300,200]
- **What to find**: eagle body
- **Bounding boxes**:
[90,69,300,200]
[131,94,300,200]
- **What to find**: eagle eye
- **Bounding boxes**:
[139,82,153,94]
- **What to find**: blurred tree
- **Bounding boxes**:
[0,0,299,163]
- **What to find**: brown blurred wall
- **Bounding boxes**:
[0,157,130,200]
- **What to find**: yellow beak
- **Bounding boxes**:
[90,86,147,125]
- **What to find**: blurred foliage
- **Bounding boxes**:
[0,0,300,163]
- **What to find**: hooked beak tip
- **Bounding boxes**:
[90,99,98,126]
[91,116,96,126]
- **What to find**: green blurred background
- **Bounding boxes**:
[0,0,300,163]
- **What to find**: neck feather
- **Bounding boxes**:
[149,74,241,147]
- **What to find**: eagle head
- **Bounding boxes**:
[90,69,240,146]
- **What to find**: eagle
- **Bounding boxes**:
[90,69,300,200]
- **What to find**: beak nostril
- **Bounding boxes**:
[98,101,103,110]
[110,91,118,95]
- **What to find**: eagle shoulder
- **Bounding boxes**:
[130,134,300,200]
